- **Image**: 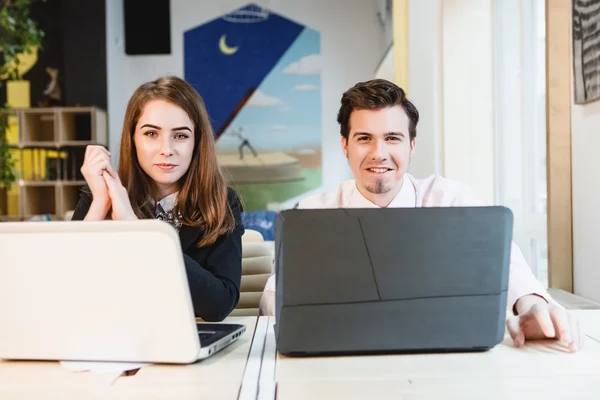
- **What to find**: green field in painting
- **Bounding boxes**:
[233,168,322,211]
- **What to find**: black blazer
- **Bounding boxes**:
[71,187,244,322]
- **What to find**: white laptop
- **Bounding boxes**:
[0,220,245,363]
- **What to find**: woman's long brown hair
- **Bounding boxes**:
[118,76,235,246]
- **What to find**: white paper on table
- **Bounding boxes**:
[59,360,151,374]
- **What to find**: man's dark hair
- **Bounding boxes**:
[337,79,419,141]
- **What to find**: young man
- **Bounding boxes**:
[260,79,581,351]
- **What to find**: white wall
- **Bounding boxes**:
[407,0,443,178]
[105,0,385,191]
[569,0,600,301]
[572,97,600,302]
[375,45,394,83]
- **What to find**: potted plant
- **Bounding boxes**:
[0,0,45,191]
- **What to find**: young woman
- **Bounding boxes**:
[72,76,244,322]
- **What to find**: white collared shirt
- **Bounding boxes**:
[264,174,552,311]
[156,192,178,213]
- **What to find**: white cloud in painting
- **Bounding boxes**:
[297,148,317,155]
[247,90,283,107]
[293,84,318,91]
[283,54,321,75]
[267,124,290,131]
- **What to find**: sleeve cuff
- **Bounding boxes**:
[512,293,550,315]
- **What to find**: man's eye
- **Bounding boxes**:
[387,136,401,141]
[357,136,369,141]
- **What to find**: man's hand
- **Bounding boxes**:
[506,295,582,352]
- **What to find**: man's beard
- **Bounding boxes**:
[364,178,390,194]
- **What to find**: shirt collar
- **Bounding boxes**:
[156,192,178,213]
[349,175,416,208]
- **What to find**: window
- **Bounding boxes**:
[494,0,548,286]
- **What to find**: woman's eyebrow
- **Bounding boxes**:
[140,124,161,130]
[172,126,192,132]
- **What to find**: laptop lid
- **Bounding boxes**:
[0,220,202,363]
[275,206,513,355]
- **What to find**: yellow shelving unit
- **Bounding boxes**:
[0,107,108,221]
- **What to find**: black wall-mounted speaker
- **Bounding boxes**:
[123,0,171,55]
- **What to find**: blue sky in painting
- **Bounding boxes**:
[216,27,321,152]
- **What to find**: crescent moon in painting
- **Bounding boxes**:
[219,35,239,55]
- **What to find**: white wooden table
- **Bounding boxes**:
[258,311,600,400]
[0,316,261,400]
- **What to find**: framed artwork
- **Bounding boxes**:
[184,3,322,211]
[573,0,600,104]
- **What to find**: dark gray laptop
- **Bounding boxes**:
[274,207,513,356]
